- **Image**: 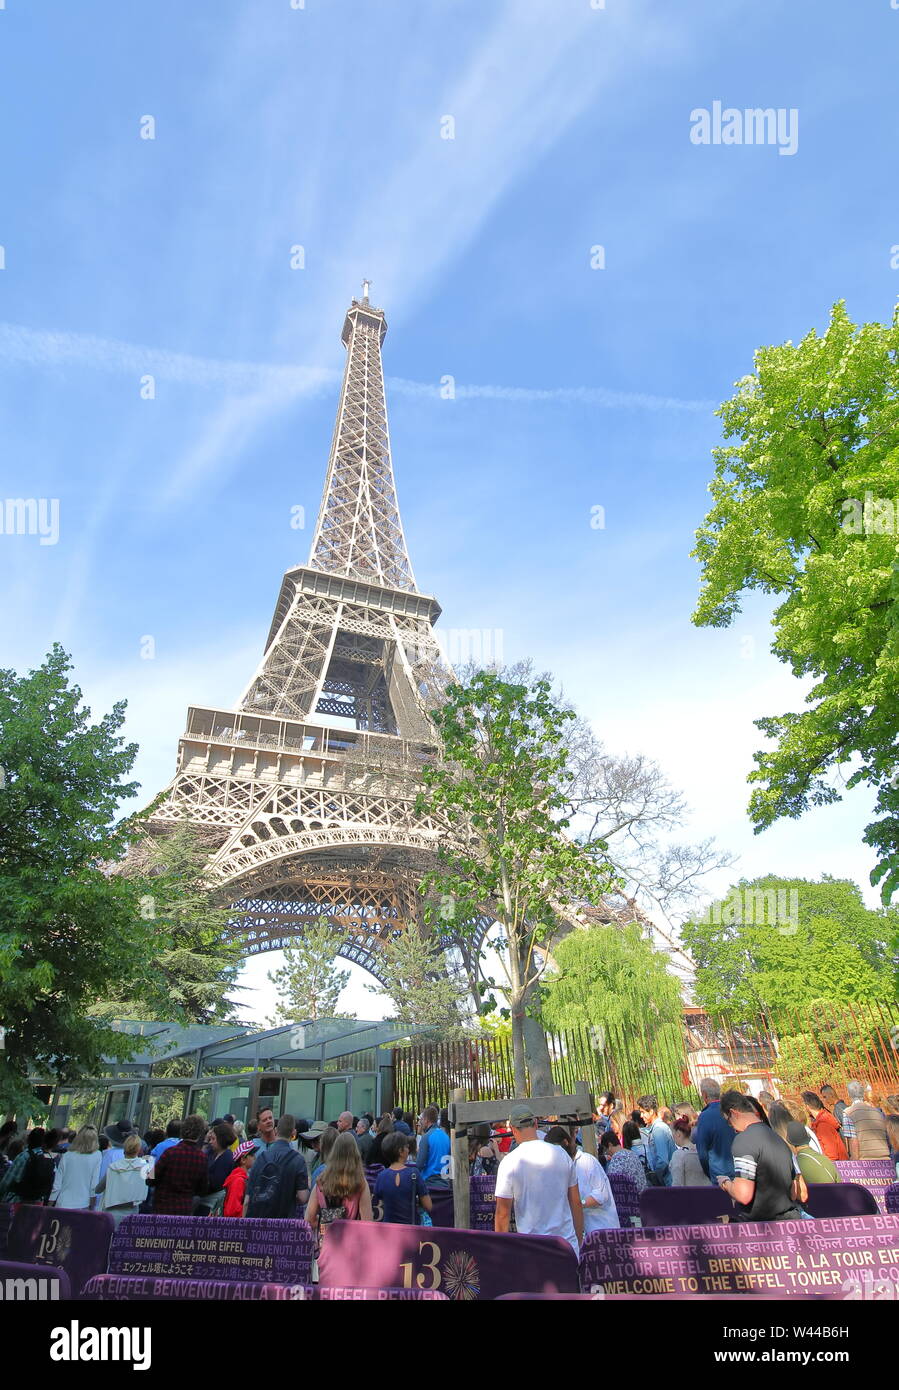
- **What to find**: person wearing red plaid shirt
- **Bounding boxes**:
[152,1113,210,1215]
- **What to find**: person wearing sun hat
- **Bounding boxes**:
[222,1140,258,1216]
[494,1103,583,1254]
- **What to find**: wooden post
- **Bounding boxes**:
[450,1086,470,1230]
[576,1080,598,1157]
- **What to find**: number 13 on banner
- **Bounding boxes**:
[398,1241,442,1290]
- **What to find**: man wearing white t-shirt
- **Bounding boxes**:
[494,1104,584,1254]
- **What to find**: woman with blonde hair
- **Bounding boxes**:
[305,1131,373,1239]
[98,1134,152,1225]
[50,1125,102,1209]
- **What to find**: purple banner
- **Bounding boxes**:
[83,1274,271,1300]
[261,1284,447,1300]
[470,1176,496,1232]
[886,1183,899,1216]
[319,1219,579,1300]
[607,1172,641,1227]
[429,1189,456,1228]
[109,1214,313,1284]
[580,1215,899,1299]
[0,1258,71,1300]
[639,1185,731,1229]
[8,1204,114,1297]
[835,1161,896,1214]
[0,1204,12,1258]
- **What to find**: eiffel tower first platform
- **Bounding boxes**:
[150,287,486,991]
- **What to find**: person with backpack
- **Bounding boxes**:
[50,1124,102,1209]
[372,1131,432,1225]
[305,1130,373,1238]
[0,1128,55,1205]
[243,1114,309,1218]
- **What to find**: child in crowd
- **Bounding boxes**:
[223,1141,257,1217]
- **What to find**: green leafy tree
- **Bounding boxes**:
[691,302,899,921]
[680,875,896,1016]
[416,670,617,1094]
[96,825,245,1025]
[365,928,470,1037]
[541,922,687,1102]
[267,918,354,1022]
[0,646,157,1117]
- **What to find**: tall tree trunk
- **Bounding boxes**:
[522,974,555,1096]
[507,942,528,1096]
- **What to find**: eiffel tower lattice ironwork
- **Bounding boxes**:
[150,288,488,989]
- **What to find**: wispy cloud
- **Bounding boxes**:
[0,321,713,415]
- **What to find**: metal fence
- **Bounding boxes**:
[392,1000,899,1112]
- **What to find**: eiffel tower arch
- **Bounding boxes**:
[149,288,489,1002]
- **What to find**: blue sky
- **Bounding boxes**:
[2,0,897,1023]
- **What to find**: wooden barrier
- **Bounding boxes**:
[448,1082,596,1229]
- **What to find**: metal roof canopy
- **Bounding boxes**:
[194,1017,432,1068]
[104,1020,255,1066]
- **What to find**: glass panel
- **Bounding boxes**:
[104,1088,135,1127]
[320,1079,347,1122]
[351,1075,376,1120]
[188,1088,214,1122]
[220,1084,252,1123]
[147,1086,189,1130]
[284,1079,318,1126]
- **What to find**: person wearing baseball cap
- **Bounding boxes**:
[494,1104,583,1254]
[223,1140,258,1217]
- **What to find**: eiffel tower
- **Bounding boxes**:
[150,285,487,993]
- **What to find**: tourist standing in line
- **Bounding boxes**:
[669,1118,708,1186]
[717,1091,804,1223]
[494,1104,583,1254]
[251,1106,278,1152]
[545,1125,619,1233]
[417,1106,451,1188]
[392,1107,413,1137]
[0,1129,55,1205]
[151,1120,182,1160]
[800,1092,847,1161]
[305,1131,373,1236]
[637,1094,675,1186]
[50,1124,102,1209]
[243,1114,309,1218]
[841,1080,890,1159]
[783,1121,840,1186]
[373,1132,432,1224]
[223,1141,257,1216]
[99,1134,153,1225]
[152,1113,210,1216]
[354,1116,375,1163]
[603,1129,648,1195]
[692,1078,735,1183]
[821,1084,848,1127]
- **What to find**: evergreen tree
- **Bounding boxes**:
[365,928,469,1036]
[97,825,246,1025]
[268,918,354,1022]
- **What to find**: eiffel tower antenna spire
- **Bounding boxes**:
[307,287,416,593]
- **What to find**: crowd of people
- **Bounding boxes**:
[0,1076,897,1256]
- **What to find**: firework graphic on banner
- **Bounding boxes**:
[442,1250,480,1300]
